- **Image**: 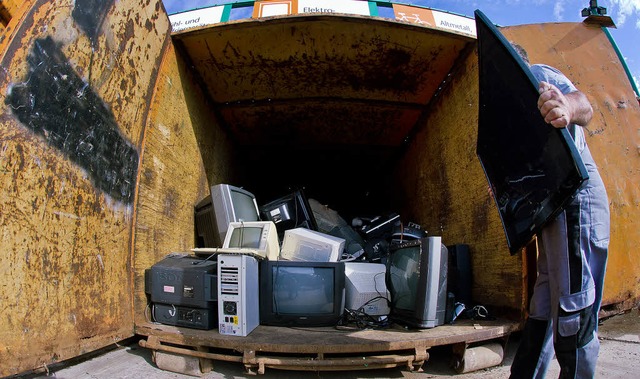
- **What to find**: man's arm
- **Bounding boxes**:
[537,81,593,128]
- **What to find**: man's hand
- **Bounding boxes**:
[537,81,593,128]
[537,81,572,128]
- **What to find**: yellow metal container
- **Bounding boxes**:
[1,0,638,376]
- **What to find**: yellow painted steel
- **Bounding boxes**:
[1,1,639,376]
[174,15,472,148]
[0,0,170,375]
[394,49,527,315]
[0,0,21,26]
[132,40,235,325]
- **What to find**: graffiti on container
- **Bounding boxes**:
[72,0,115,45]
[4,36,139,204]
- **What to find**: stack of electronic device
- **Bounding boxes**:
[145,183,450,336]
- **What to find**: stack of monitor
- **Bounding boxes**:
[148,183,450,333]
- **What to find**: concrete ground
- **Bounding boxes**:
[15,309,640,379]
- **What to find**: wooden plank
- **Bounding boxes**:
[137,320,516,373]
[136,319,518,353]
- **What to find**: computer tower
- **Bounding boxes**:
[447,244,472,306]
[217,254,259,336]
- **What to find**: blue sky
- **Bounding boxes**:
[163,0,640,93]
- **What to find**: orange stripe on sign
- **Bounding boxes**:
[392,4,435,27]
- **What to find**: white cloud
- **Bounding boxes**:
[554,1,566,20]
[607,0,640,28]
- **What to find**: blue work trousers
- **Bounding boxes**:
[511,165,609,379]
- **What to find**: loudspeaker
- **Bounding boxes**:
[447,244,472,306]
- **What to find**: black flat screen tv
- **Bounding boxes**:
[259,260,345,327]
[475,10,588,254]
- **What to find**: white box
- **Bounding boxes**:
[280,228,345,262]
[344,262,390,316]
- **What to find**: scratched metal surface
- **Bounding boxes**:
[174,15,473,147]
[131,40,236,328]
[0,0,169,376]
[2,3,639,378]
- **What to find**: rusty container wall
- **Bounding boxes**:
[0,0,170,376]
[0,0,23,29]
[394,48,527,315]
[396,21,640,315]
[131,40,236,324]
[502,22,640,311]
[2,2,640,377]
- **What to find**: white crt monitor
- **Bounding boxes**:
[344,262,390,316]
[280,228,345,262]
[222,221,280,261]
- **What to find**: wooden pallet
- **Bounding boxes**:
[136,319,519,375]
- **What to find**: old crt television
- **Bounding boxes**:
[386,237,448,329]
[475,10,588,254]
[259,260,346,327]
[344,262,390,316]
[259,189,318,240]
[280,228,345,262]
[222,221,280,260]
[194,184,260,248]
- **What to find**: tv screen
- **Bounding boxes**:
[217,221,280,261]
[474,10,588,254]
[259,260,346,326]
[226,226,264,249]
[230,188,261,223]
[387,237,448,329]
[194,184,260,248]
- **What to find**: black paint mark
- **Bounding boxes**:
[5,36,138,204]
[72,0,114,46]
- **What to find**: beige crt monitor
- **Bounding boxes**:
[192,221,280,260]
[280,228,345,262]
[223,221,280,260]
[344,262,390,316]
